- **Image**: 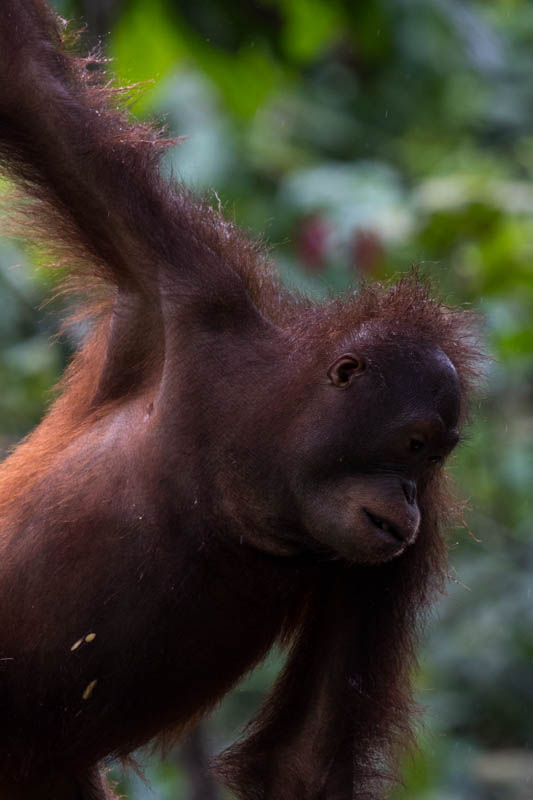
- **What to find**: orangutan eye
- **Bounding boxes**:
[410,438,425,453]
[327,355,366,388]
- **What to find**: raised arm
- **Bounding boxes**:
[0,0,251,305]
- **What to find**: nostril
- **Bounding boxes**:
[402,480,417,505]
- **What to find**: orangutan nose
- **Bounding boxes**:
[401,480,417,505]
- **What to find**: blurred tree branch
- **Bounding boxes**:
[178,724,221,800]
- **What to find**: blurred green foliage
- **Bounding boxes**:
[1,0,533,797]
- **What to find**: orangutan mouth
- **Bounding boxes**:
[364,509,406,544]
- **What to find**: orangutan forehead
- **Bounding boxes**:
[342,320,456,366]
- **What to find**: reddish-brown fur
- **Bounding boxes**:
[0,3,482,799]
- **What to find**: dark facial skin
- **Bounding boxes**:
[289,323,461,564]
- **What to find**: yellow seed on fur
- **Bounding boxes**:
[85,633,96,643]
[82,680,97,700]
[70,638,83,652]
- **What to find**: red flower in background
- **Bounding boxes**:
[351,228,385,277]
[295,213,331,271]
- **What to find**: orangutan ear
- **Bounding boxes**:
[327,354,366,388]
